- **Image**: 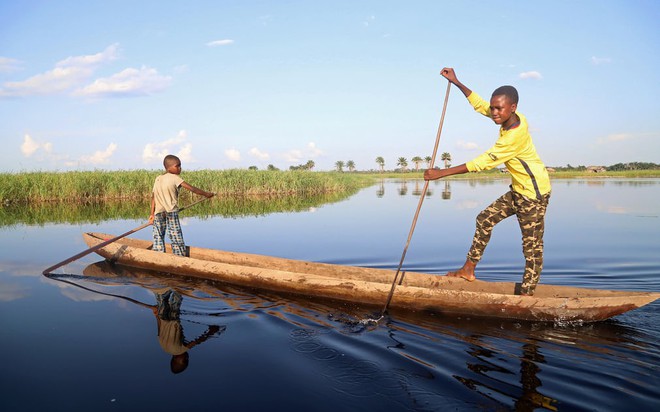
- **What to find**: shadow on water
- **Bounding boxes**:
[45,261,657,411]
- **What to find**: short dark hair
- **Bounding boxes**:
[163,154,180,169]
[492,85,519,104]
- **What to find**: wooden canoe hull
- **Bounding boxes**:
[82,232,660,322]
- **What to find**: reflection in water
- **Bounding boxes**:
[45,264,226,374]
[45,262,657,409]
[398,181,408,196]
[377,179,454,199]
[379,308,656,411]
[376,180,385,198]
[153,288,222,374]
[0,190,359,227]
[442,180,451,199]
[452,337,557,411]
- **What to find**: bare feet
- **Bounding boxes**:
[446,259,476,282]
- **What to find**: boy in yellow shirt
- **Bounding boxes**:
[149,155,214,256]
[424,68,551,296]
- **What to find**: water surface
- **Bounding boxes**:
[1,178,658,411]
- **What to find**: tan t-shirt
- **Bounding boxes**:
[153,173,184,213]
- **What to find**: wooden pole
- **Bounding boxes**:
[380,81,451,316]
[42,195,213,275]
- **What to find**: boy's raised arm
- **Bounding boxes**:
[441,67,472,98]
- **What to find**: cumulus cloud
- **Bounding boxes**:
[77,143,117,165]
[283,142,324,163]
[0,57,22,73]
[284,149,303,163]
[0,44,119,97]
[519,71,543,80]
[1,44,172,99]
[207,39,234,47]
[591,56,612,65]
[21,134,52,157]
[21,133,118,167]
[142,130,193,164]
[456,140,479,150]
[249,147,270,161]
[225,148,241,162]
[58,43,120,67]
[605,133,632,142]
[74,66,172,98]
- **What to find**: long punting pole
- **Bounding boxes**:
[380,80,451,317]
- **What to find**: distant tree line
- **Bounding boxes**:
[249,159,658,173]
[552,162,659,171]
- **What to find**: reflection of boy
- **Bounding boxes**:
[153,289,222,374]
[424,68,551,296]
[149,154,214,257]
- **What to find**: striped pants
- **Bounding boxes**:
[467,190,550,295]
[152,211,186,256]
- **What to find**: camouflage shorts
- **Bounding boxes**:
[467,190,550,294]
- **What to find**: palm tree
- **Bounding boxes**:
[441,152,452,168]
[346,160,356,172]
[305,160,315,170]
[375,156,385,173]
[411,156,423,171]
[397,157,408,172]
[424,156,432,168]
[335,160,345,172]
[267,164,279,171]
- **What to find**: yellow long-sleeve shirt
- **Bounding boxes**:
[465,92,551,200]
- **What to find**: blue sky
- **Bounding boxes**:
[1,0,658,172]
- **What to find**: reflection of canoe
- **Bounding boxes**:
[83,232,660,323]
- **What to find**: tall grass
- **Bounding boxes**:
[0,170,373,204]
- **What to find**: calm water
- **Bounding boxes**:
[1,178,658,411]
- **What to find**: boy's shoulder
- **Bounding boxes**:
[155,172,184,185]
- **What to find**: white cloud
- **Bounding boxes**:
[21,134,52,157]
[306,142,323,157]
[58,43,120,68]
[78,143,117,165]
[249,147,270,161]
[283,149,303,163]
[74,66,172,98]
[591,56,612,65]
[282,142,324,164]
[207,39,234,47]
[363,15,376,27]
[456,140,479,150]
[225,148,241,162]
[0,44,120,97]
[1,65,95,97]
[0,57,22,73]
[519,71,543,80]
[177,143,193,162]
[142,130,192,164]
[606,133,632,142]
[0,44,171,99]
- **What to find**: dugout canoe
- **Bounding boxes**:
[82,232,660,322]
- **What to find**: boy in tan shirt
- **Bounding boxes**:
[149,155,214,256]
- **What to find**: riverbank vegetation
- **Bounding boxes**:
[1,167,658,204]
[0,169,373,204]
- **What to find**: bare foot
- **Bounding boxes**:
[446,260,476,282]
